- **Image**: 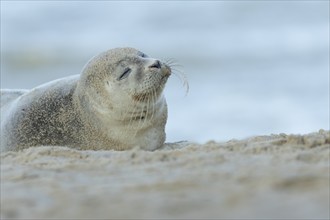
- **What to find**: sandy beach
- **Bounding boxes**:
[0,130,329,219]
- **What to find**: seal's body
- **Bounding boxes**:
[1,48,171,151]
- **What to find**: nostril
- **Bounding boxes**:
[149,60,161,69]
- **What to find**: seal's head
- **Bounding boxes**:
[79,47,171,107]
[76,48,171,150]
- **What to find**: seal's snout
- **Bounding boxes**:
[149,60,161,69]
[164,64,171,76]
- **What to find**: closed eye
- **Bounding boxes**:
[118,68,131,80]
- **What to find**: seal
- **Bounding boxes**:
[1,47,172,151]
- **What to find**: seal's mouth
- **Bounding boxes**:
[161,74,170,81]
[131,78,168,103]
[161,64,171,80]
[131,62,171,103]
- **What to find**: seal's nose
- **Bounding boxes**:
[149,60,161,69]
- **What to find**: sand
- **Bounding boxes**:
[1,130,329,219]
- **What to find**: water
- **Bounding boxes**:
[1,1,329,143]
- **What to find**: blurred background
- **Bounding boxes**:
[1,1,329,143]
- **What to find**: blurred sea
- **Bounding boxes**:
[1,1,329,143]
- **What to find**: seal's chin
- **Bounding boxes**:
[132,80,167,103]
[131,86,164,103]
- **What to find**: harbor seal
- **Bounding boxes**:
[1,47,171,151]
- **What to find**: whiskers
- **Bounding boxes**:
[120,87,159,139]
[164,58,189,95]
